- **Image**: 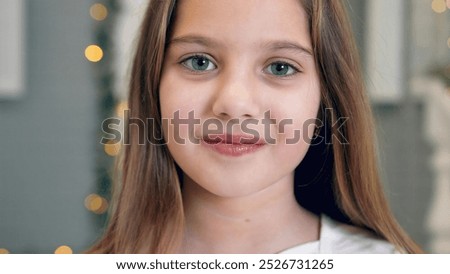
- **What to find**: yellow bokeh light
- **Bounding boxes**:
[447,37,450,48]
[85,194,102,211]
[84,194,109,214]
[94,197,109,214]
[115,101,129,118]
[0,248,9,254]
[84,45,103,62]
[104,140,121,157]
[90,3,108,21]
[432,0,447,13]
[54,245,73,254]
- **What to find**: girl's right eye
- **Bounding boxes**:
[181,55,216,72]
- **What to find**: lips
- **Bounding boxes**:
[201,134,266,156]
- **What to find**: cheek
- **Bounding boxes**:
[160,73,211,148]
[160,69,214,117]
[274,116,315,169]
[271,92,321,167]
[160,73,186,144]
[160,74,190,120]
[276,110,318,145]
[274,90,321,144]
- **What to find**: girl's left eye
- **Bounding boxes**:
[181,55,216,71]
[265,62,298,77]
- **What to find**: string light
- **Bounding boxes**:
[88,0,114,243]
[84,194,109,214]
[54,245,73,254]
[432,0,447,13]
[90,3,108,21]
[84,45,104,62]
[0,248,9,254]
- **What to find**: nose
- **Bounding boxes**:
[211,67,261,119]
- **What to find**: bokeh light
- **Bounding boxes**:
[90,3,108,21]
[0,248,9,254]
[115,101,129,118]
[432,0,447,13]
[104,140,121,157]
[54,245,73,254]
[84,45,104,62]
[84,194,109,214]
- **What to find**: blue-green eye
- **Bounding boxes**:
[181,55,216,71]
[266,62,298,76]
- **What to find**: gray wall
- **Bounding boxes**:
[373,104,433,251]
[346,0,433,251]
[0,0,99,253]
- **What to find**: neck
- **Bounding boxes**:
[180,173,319,253]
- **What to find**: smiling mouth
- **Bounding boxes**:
[201,134,266,156]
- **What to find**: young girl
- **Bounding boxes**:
[89,0,422,253]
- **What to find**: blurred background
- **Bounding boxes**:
[0,0,449,254]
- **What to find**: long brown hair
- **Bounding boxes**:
[88,0,422,253]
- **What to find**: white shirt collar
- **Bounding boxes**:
[279,214,397,254]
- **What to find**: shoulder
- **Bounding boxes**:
[319,215,399,254]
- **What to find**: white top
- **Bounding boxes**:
[279,214,398,254]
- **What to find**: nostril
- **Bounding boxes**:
[217,112,229,118]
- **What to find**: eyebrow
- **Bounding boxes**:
[167,35,313,57]
[168,35,222,49]
[262,40,313,57]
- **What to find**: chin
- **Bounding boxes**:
[190,173,279,199]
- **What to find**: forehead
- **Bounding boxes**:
[170,0,312,50]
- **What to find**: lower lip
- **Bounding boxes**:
[201,141,265,157]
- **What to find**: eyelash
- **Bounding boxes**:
[179,54,301,77]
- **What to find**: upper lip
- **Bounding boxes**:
[202,134,266,145]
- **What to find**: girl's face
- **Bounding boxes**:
[160,0,321,197]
